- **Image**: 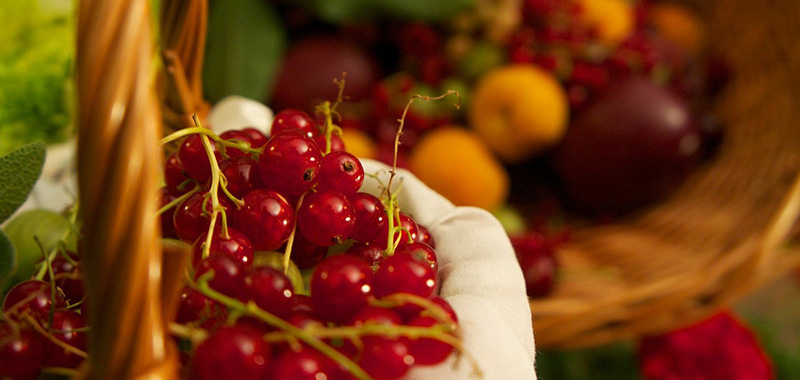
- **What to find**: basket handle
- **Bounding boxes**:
[75,0,187,378]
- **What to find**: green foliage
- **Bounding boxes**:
[203,0,288,103]
[0,230,15,291]
[535,343,643,380]
[0,1,74,156]
[0,142,46,222]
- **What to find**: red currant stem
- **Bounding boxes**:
[2,294,39,319]
[282,192,306,275]
[160,125,259,155]
[195,115,232,256]
[387,90,461,199]
[33,202,80,281]
[32,236,57,326]
[169,322,209,346]
[384,194,399,255]
[218,176,245,208]
[194,274,374,380]
[370,294,457,328]
[156,185,201,216]
[23,315,89,359]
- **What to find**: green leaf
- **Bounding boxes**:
[0,229,16,290]
[2,209,76,286]
[0,141,46,223]
[203,0,288,103]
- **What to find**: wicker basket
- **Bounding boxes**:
[72,0,800,377]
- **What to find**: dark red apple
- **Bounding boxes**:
[550,77,704,213]
[269,35,380,111]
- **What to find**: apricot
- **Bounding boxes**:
[468,64,568,163]
[409,127,509,211]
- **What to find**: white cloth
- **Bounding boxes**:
[15,97,538,379]
[359,160,537,380]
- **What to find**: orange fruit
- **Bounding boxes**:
[409,126,509,211]
[468,64,568,163]
[575,0,635,46]
[340,128,377,160]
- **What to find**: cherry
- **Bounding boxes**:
[241,127,268,148]
[396,241,437,273]
[218,156,263,198]
[0,322,44,380]
[219,130,252,158]
[175,287,227,330]
[288,234,328,269]
[173,191,235,243]
[258,130,322,196]
[297,190,355,247]
[195,255,246,298]
[189,325,272,380]
[235,189,295,251]
[317,151,364,195]
[164,152,190,192]
[178,134,221,182]
[271,346,340,380]
[43,309,87,369]
[311,255,373,324]
[349,192,387,243]
[373,252,436,300]
[2,280,64,322]
[271,109,318,138]
[358,336,412,380]
[241,266,294,318]
[191,227,255,269]
[405,315,454,366]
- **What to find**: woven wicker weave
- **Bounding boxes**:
[73,0,800,377]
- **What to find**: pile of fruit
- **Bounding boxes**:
[259,0,731,300]
[0,93,472,379]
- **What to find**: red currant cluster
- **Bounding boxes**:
[1,250,87,380]
[160,102,466,379]
[511,0,679,109]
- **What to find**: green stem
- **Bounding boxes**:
[156,185,201,216]
[33,202,81,281]
[195,275,374,380]
[283,193,306,276]
[160,126,259,155]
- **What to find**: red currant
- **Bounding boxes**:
[405,315,453,366]
[175,287,227,330]
[235,189,295,251]
[43,309,87,369]
[241,266,294,318]
[358,336,413,380]
[0,322,44,380]
[218,157,263,198]
[41,252,84,305]
[347,241,385,266]
[189,325,272,380]
[311,255,373,323]
[271,346,340,380]
[288,234,328,269]
[317,151,364,195]
[395,241,437,273]
[219,130,252,158]
[173,191,235,243]
[258,130,322,196]
[178,134,221,182]
[242,127,268,148]
[314,132,345,153]
[297,190,355,247]
[415,223,436,248]
[2,280,64,322]
[350,193,387,243]
[271,109,318,138]
[159,187,180,240]
[373,252,436,300]
[195,255,245,298]
[191,227,255,269]
[164,152,190,192]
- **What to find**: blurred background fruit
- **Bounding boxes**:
[409,126,509,211]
